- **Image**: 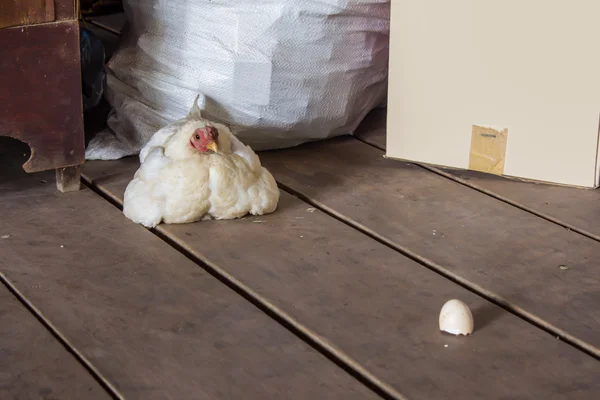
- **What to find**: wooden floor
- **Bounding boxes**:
[1,15,599,400]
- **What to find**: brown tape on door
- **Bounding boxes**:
[469,125,508,175]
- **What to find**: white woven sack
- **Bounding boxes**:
[86,0,390,160]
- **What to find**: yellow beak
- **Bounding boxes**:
[207,142,218,153]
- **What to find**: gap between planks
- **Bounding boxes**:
[299,135,600,360]
[355,135,600,244]
[276,180,599,361]
[80,176,405,400]
[0,271,124,400]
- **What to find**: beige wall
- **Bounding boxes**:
[387,1,600,187]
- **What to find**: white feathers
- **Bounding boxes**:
[123,97,280,228]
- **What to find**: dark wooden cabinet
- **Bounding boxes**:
[0,0,84,192]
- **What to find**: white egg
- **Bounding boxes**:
[439,299,474,335]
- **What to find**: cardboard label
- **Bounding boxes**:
[469,125,508,175]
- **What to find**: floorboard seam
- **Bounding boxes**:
[0,271,124,400]
[354,135,600,243]
[80,175,406,400]
[276,180,600,361]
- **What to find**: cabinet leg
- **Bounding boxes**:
[56,166,81,193]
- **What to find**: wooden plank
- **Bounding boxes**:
[0,21,84,173]
[354,108,600,242]
[0,147,377,399]
[0,0,55,29]
[81,158,600,400]
[259,136,600,358]
[0,283,111,399]
[440,169,600,239]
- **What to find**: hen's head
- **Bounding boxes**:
[163,111,234,161]
[190,126,219,153]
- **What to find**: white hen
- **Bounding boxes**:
[123,96,280,228]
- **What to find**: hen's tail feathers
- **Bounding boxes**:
[187,94,202,119]
[230,135,261,172]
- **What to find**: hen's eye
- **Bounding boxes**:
[195,134,200,140]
